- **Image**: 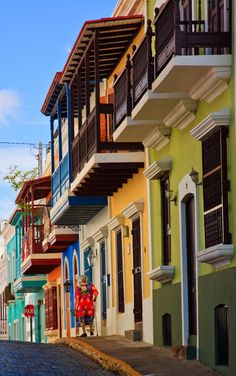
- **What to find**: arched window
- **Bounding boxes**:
[162,313,172,346]
[215,304,229,366]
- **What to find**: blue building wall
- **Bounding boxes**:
[62,241,80,329]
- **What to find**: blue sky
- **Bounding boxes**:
[0,0,117,221]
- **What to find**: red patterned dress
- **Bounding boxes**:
[75,283,99,322]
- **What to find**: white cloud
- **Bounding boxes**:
[0,147,37,184]
[0,90,21,125]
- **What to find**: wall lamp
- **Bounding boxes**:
[189,168,202,186]
[165,189,177,206]
[87,248,97,268]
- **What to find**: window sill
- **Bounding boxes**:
[147,265,175,284]
[196,244,233,269]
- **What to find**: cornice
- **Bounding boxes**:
[80,237,94,250]
[107,216,125,231]
[144,157,172,180]
[190,108,230,141]
[143,125,171,151]
[92,226,108,242]
[122,200,144,219]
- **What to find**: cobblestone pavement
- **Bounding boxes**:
[0,340,114,376]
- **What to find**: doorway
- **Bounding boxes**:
[185,195,197,339]
[65,260,71,337]
[100,240,107,321]
[132,217,143,323]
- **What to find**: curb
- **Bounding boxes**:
[56,337,142,376]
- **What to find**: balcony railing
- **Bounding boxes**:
[72,103,115,180]
[52,153,69,205]
[154,0,231,76]
[22,225,44,260]
[0,319,7,335]
[113,0,231,131]
[16,256,22,280]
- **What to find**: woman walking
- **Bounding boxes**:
[75,275,99,337]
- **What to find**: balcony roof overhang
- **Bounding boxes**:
[42,231,78,253]
[21,254,61,275]
[41,72,62,116]
[60,15,144,85]
[71,152,144,196]
[50,189,107,225]
[16,175,51,203]
[12,275,47,293]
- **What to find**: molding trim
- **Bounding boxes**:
[147,265,175,284]
[197,244,233,269]
[164,99,197,130]
[93,226,108,242]
[143,125,171,151]
[107,215,125,231]
[80,237,94,250]
[144,157,172,180]
[190,67,231,103]
[122,200,144,219]
[190,108,230,140]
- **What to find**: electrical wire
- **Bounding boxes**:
[0,141,50,149]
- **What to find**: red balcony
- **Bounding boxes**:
[16,176,61,275]
[42,211,78,253]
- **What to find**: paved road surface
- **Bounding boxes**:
[0,340,114,376]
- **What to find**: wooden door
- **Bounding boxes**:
[66,292,70,337]
[185,196,197,336]
[101,241,107,320]
[132,217,142,323]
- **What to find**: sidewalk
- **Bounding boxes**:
[56,335,219,376]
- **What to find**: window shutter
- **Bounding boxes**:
[52,287,58,330]
[116,230,124,313]
[161,176,171,264]
[48,288,53,330]
[202,128,231,248]
[45,290,49,331]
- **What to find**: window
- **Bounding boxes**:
[161,176,171,264]
[45,287,58,331]
[83,248,92,283]
[215,304,229,366]
[116,230,124,313]
[202,128,231,248]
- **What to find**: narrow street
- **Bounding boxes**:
[0,341,114,376]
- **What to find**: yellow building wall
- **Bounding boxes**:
[110,168,150,307]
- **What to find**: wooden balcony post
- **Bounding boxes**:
[66,83,72,183]
[146,19,154,89]
[154,7,159,78]
[174,0,182,55]
[77,70,82,130]
[50,115,55,174]
[126,54,132,117]
[57,102,62,162]
[94,29,100,153]
[31,186,34,255]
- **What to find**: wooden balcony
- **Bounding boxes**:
[113,0,232,143]
[42,213,78,253]
[21,224,61,274]
[71,101,144,197]
[13,275,47,294]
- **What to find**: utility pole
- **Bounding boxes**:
[37,142,43,178]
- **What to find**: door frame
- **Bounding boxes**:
[131,212,143,324]
[178,174,199,358]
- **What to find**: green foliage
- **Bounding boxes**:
[3,165,38,192]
